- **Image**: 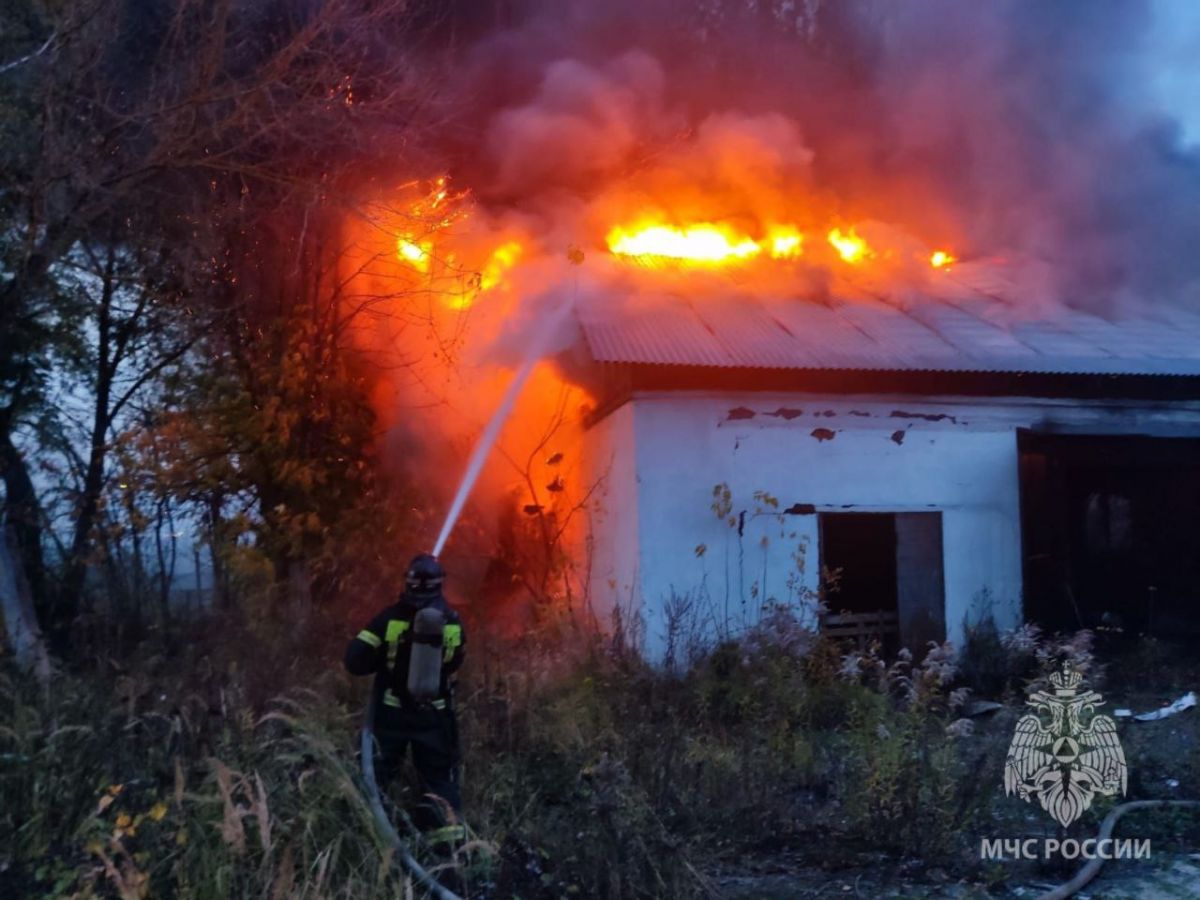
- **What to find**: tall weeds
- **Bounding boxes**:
[1,612,1092,897]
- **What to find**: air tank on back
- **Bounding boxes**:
[407,606,445,702]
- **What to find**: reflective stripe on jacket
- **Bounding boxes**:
[343,594,465,707]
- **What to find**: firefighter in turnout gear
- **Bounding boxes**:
[345,553,466,835]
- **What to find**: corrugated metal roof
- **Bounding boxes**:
[577,287,1200,376]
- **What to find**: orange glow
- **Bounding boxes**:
[338,97,988,616]
[397,238,431,271]
[347,153,976,615]
[607,223,761,265]
[828,228,870,264]
[481,241,523,291]
[392,176,472,282]
[767,226,803,259]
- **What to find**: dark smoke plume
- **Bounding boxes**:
[434,0,1200,313]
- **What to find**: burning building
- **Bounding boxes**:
[573,273,1200,659]
[354,196,1200,658]
[341,3,1200,659]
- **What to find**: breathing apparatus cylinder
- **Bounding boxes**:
[407,606,446,701]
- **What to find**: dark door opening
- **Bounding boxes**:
[1019,431,1200,638]
[819,512,945,652]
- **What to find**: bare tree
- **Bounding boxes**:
[0,0,443,655]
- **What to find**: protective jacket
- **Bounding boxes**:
[344,592,466,711]
[345,592,466,821]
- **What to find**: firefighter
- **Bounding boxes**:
[345,553,466,836]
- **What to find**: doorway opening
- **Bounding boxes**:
[1019,431,1200,638]
[819,511,945,652]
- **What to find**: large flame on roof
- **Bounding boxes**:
[606,221,811,267]
[827,228,871,264]
[607,223,760,265]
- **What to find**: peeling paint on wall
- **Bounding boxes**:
[783,502,816,515]
[593,392,1200,660]
[890,410,958,424]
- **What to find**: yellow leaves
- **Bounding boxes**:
[111,810,141,839]
[93,783,173,849]
[95,783,124,815]
[86,787,159,900]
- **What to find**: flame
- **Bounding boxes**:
[386,176,523,310]
[606,221,811,265]
[353,160,974,608]
[393,176,472,282]
[767,226,803,259]
[607,223,762,265]
[828,228,870,264]
[397,238,431,271]
[435,240,526,311]
[481,241,523,291]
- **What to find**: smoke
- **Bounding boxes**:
[485,53,670,196]
[439,0,1200,313]
[347,0,1200,576]
[867,1,1200,310]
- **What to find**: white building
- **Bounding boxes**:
[575,287,1200,660]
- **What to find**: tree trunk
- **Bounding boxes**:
[207,492,230,610]
[287,558,312,638]
[58,246,117,629]
[153,498,175,623]
[56,400,109,629]
[0,524,51,683]
[0,416,49,617]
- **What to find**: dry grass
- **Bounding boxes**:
[3,611,1158,898]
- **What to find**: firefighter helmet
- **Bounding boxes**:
[404,553,445,598]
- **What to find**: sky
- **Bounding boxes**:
[1148,0,1200,143]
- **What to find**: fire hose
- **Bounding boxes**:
[361,678,463,900]
[1036,799,1200,900]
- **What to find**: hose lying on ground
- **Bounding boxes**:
[1036,799,1200,900]
[361,682,462,900]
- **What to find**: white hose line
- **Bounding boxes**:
[1036,800,1200,900]
[361,688,462,900]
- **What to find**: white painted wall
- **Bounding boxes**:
[585,390,1200,661]
[581,402,643,639]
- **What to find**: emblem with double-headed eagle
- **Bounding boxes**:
[1004,665,1127,827]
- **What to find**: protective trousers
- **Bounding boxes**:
[374,704,461,829]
